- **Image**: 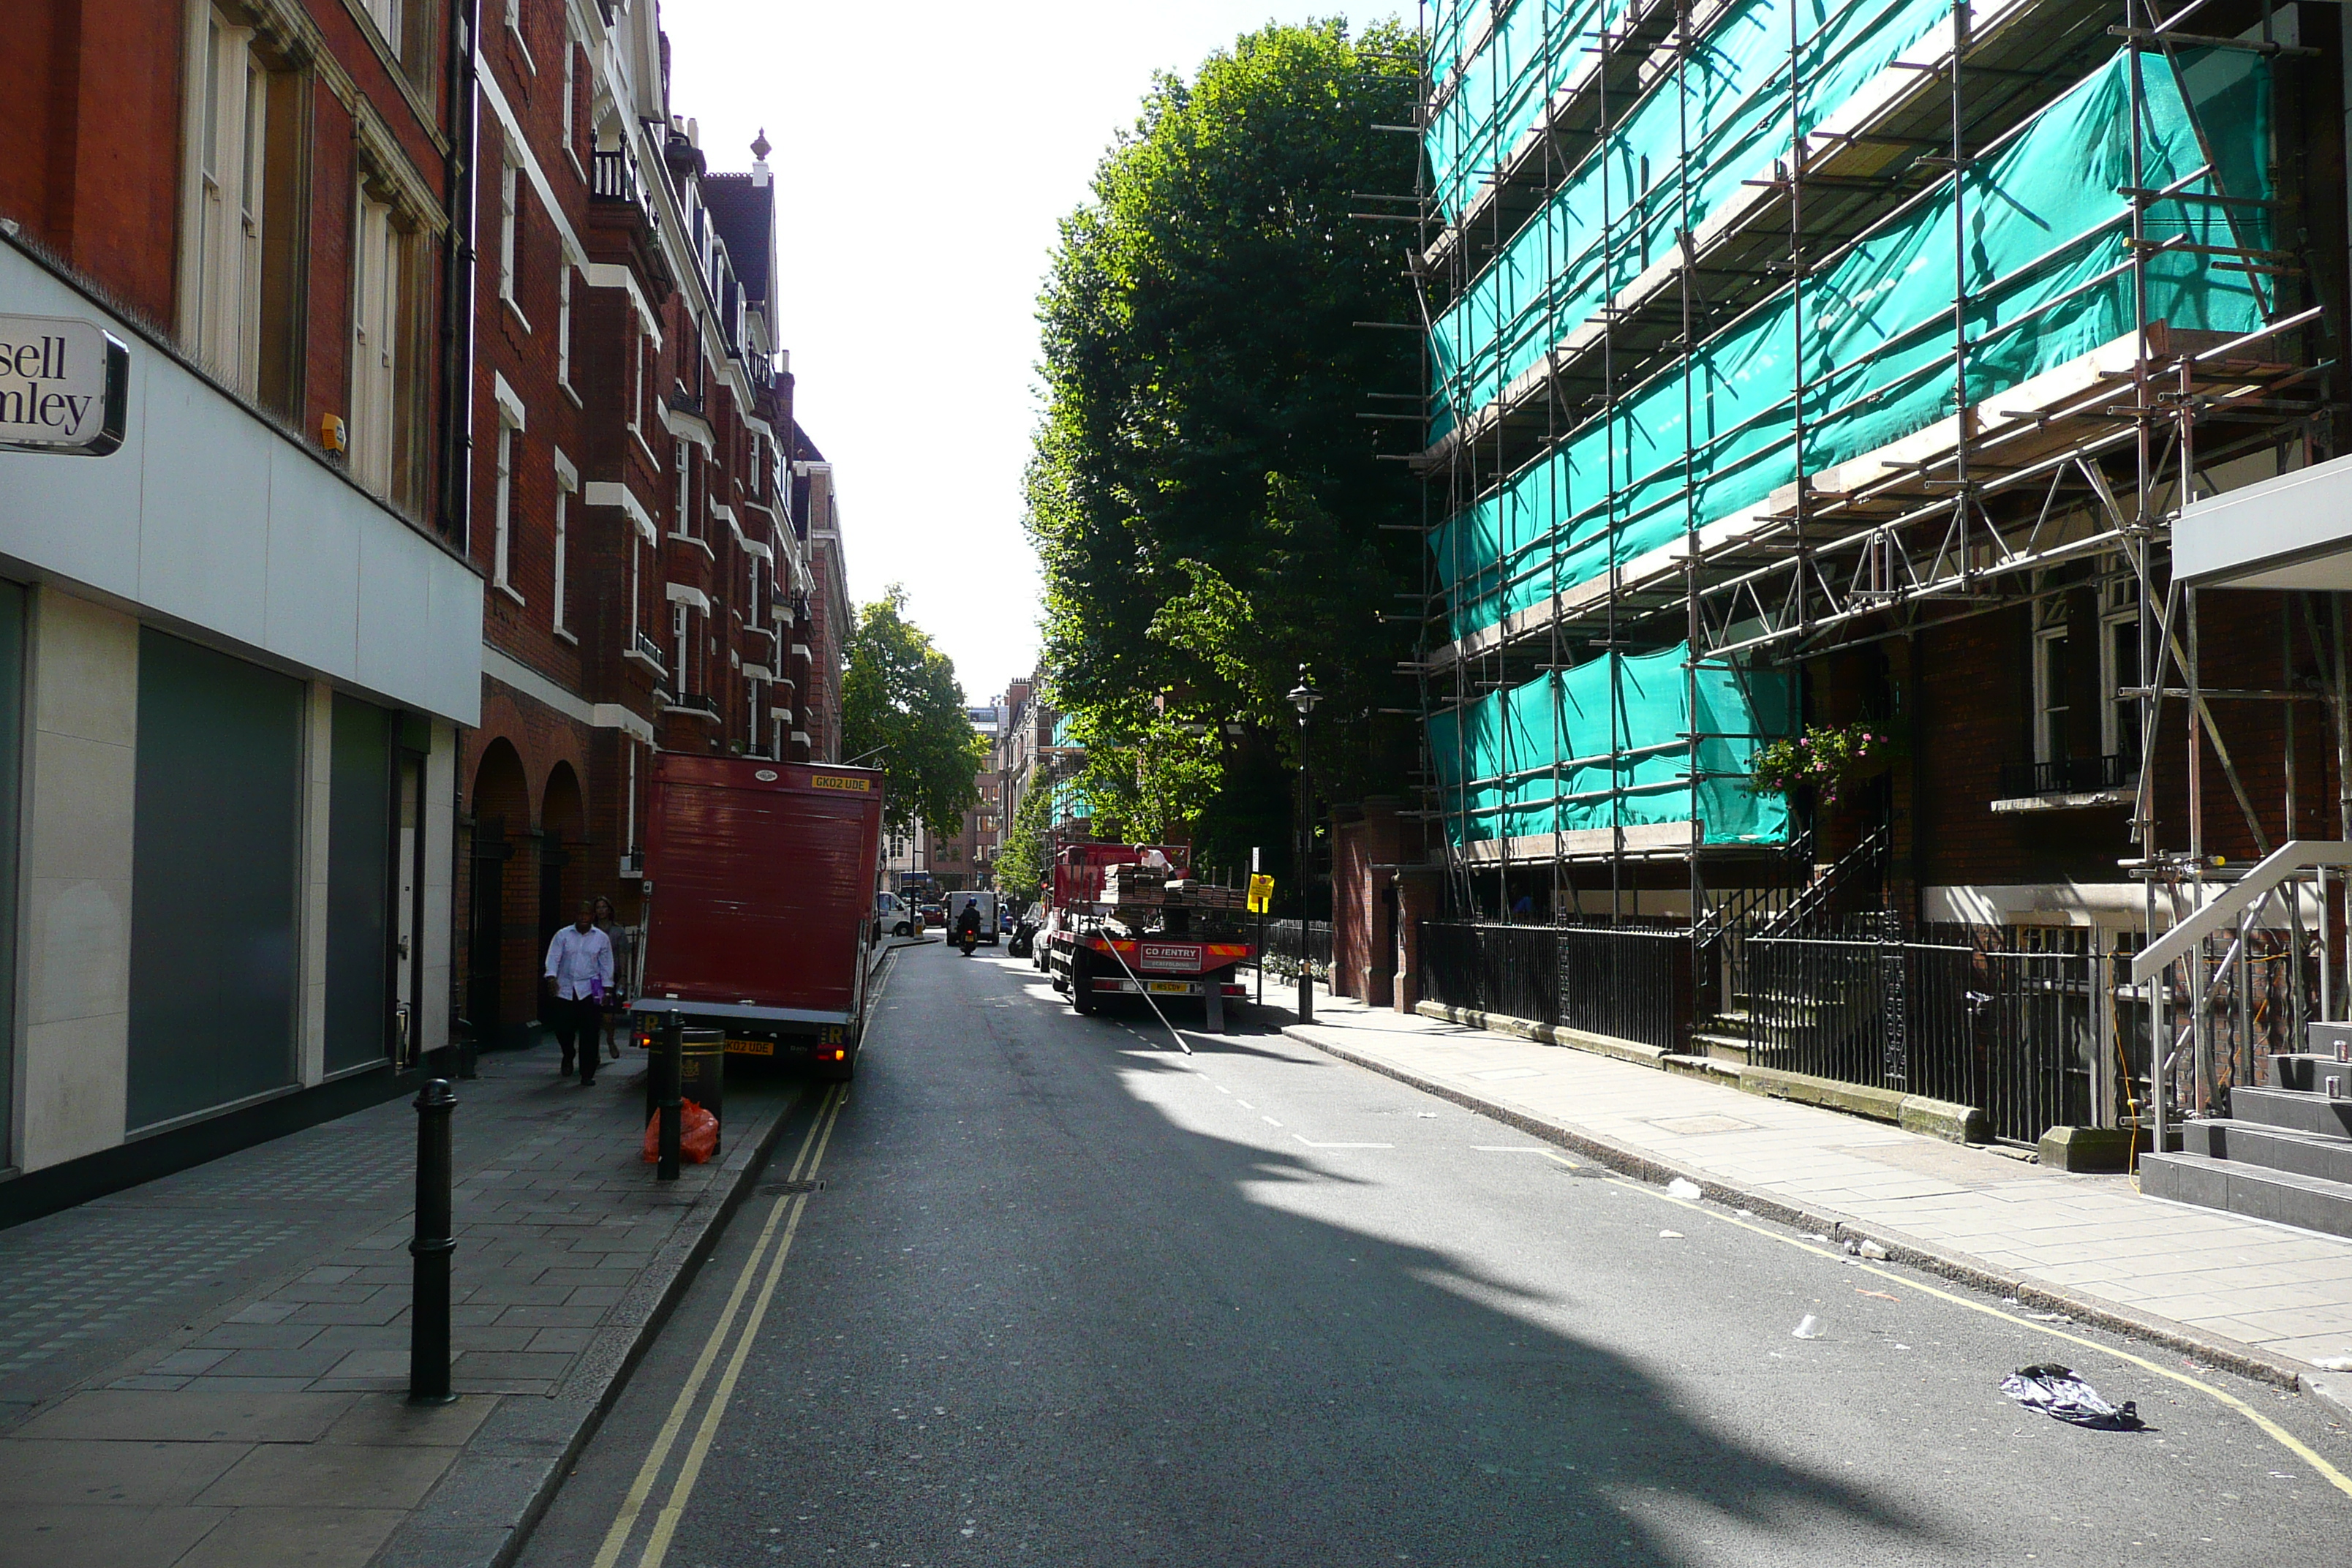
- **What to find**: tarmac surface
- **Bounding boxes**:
[517,943,2352,1568]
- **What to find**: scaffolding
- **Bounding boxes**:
[1402,0,2339,1120]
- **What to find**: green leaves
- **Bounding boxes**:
[840,586,987,840]
[1026,20,1425,852]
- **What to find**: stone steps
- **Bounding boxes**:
[2140,1150,2352,1241]
[2182,1118,2352,1188]
[2140,1022,2352,1237]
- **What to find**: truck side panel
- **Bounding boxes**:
[641,758,883,1019]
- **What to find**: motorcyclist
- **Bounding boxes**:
[954,902,983,954]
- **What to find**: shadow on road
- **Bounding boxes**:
[785,949,1953,1565]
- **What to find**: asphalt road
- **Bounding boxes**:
[518,940,2352,1568]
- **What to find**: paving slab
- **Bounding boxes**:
[1286,993,2352,1387]
[0,1022,815,1568]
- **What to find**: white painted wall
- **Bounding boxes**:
[18,590,136,1172]
[0,242,483,725]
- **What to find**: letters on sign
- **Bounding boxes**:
[1139,941,1202,973]
[809,774,872,792]
[0,314,128,457]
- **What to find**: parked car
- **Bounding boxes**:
[875,890,913,938]
[921,903,946,929]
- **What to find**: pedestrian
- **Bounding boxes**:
[544,899,614,1086]
[593,895,635,1060]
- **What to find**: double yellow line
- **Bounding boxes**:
[590,1084,850,1568]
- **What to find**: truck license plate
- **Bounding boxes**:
[1145,980,1192,995]
[725,1039,774,1056]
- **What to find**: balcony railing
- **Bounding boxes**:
[666,693,720,717]
[591,148,659,235]
[627,630,668,676]
[1996,753,2133,798]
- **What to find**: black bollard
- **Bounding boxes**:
[657,1011,684,1181]
[408,1078,458,1405]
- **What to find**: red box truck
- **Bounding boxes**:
[632,755,886,1078]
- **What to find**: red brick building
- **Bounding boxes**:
[452,0,834,1042]
[0,0,480,1208]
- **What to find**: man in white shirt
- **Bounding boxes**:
[544,900,615,1086]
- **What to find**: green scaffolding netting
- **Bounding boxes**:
[1427,0,1960,429]
[1428,45,2272,646]
[1428,647,1797,851]
[1426,0,1637,224]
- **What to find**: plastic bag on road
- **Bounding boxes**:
[642,1098,719,1165]
[2001,1364,2144,1431]
[1666,1178,1703,1199]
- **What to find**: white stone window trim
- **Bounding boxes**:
[553,447,578,643]
[497,151,532,333]
[503,0,535,75]
[490,373,527,604]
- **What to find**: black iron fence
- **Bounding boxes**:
[1256,919,1333,981]
[1420,922,1692,1054]
[1747,919,2134,1145]
[1419,924,1561,1025]
[1557,924,1694,1053]
[1419,915,2146,1147]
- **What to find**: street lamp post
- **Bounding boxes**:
[1289,668,1320,1024]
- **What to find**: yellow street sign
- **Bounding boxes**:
[1246,873,1274,914]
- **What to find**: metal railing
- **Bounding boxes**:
[1420,923,1558,1024]
[1256,919,1333,982]
[1747,918,2138,1147]
[1997,753,2134,797]
[591,148,658,235]
[1557,924,1692,1053]
[630,630,668,676]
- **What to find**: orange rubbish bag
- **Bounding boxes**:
[642,1098,719,1164]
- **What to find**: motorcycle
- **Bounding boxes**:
[956,924,979,957]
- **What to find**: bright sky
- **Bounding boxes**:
[662,2,1406,707]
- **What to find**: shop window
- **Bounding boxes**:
[127,632,301,1130]
[0,585,24,1168]
[325,695,393,1075]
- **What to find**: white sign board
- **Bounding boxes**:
[0,313,127,456]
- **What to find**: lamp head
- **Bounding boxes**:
[1287,667,1320,718]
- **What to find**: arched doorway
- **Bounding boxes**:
[540,763,587,973]
[467,740,531,1046]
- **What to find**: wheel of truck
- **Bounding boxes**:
[893,921,911,937]
[1069,951,1097,1014]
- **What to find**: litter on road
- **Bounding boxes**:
[1659,1229,1684,1238]
[1666,1177,1703,1199]
[2001,1365,2144,1431]
[1792,1315,1825,1339]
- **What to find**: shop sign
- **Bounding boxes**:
[0,313,128,457]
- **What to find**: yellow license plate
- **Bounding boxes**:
[1145,980,1192,995]
[724,1039,775,1056]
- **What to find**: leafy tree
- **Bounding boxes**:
[995,775,1057,902]
[1025,20,1423,887]
[840,587,987,841]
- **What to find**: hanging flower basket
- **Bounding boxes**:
[1750,722,1906,808]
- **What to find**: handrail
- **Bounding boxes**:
[2129,840,2352,979]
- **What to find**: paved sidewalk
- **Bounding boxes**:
[0,1040,799,1568]
[1284,995,2352,1389]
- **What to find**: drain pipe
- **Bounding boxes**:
[437,0,482,551]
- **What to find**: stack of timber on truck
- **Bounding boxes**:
[632,755,886,1080]
[1044,844,1253,1031]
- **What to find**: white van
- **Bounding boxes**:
[875,890,913,938]
[944,890,999,945]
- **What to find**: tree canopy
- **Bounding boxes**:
[1025,20,1424,876]
[840,587,987,841]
